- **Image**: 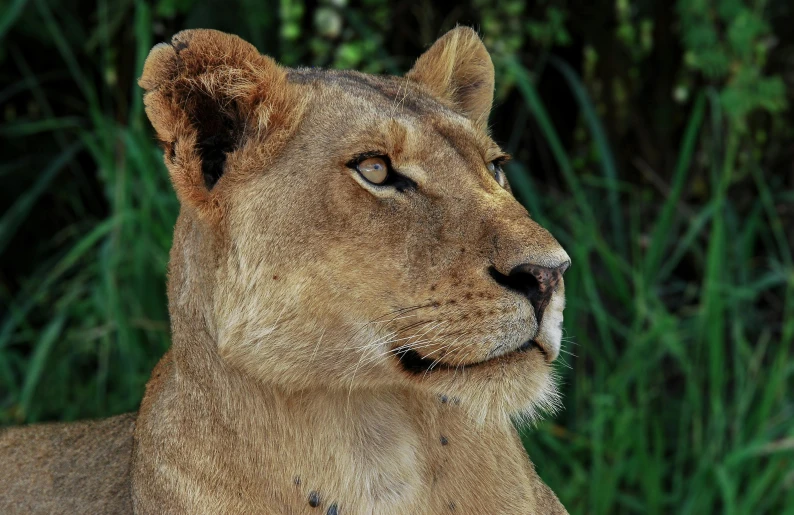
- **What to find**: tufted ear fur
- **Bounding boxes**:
[139,29,303,218]
[406,26,495,131]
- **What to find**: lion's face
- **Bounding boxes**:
[142,28,569,424]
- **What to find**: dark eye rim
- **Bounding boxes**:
[346,152,417,192]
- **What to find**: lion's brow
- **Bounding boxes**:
[428,118,482,162]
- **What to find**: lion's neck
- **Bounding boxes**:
[135,319,432,509]
[133,311,543,513]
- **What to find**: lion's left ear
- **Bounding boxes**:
[406,26,495,131]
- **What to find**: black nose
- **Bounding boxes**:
[489,261,569,324]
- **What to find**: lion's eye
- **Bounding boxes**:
[356,157,389,185]
[487,161,506,188]
[348,154,416,192]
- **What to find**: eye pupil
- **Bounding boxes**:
[357,157,389,185]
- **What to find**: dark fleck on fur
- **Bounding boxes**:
[308,491,321,507]
[326,503,339,515]
[440,435,449,446]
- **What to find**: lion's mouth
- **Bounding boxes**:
[394,339,546,374]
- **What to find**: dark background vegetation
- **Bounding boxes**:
[1,0,793,512]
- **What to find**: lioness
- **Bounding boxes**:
[0,27,570,514]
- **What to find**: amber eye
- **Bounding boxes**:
[356,157,389,185]
[487,161,506,188]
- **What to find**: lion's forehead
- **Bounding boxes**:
[288,68,447,113]
[287,68,480,134]
[283,69,499,173]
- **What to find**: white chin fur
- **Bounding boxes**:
[419,357,562,429]
[457,288,566,427]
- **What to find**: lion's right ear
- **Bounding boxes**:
[139,29,302,218]
[406,27,494,131]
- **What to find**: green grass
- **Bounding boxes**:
[1,1,792,513]
[1,0,174,422]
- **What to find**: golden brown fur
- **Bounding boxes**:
[0,414,135,513]
[0,27,569,514]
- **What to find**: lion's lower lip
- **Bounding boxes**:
[395,340,544,375]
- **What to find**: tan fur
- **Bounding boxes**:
[0,414,135,514]
[0,27,570,514]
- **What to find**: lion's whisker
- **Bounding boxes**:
[308,327,326,364]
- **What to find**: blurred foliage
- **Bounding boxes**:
[1,0,793,513]
[677,0,787,125]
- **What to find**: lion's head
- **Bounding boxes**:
[141,27,570,425]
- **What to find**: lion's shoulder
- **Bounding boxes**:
[0,413,136,513]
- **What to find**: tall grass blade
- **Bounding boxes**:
[18,314,66,419]
[0,0,28,39]
[0,216,120,349]
[0,142,82,254]
[643,93,707,280]
[549,56,625,256]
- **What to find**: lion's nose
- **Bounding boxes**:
[489,261,570,324]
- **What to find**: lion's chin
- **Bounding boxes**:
[405,348,562,427]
